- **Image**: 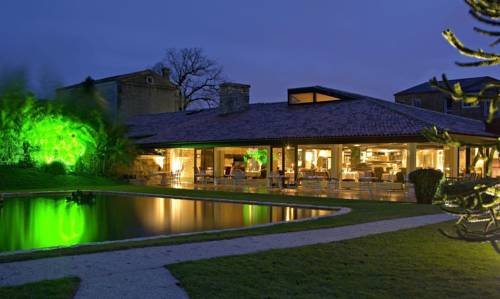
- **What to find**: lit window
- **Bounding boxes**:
[316,93,339,102]
[462,100,479,108]
[289,93,313,104]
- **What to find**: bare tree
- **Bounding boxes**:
[155,48,224,110]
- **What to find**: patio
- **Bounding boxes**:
[135,176,416,202]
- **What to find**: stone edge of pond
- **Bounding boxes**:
[0,189,352,258]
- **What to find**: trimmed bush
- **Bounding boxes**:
[408,169,443,204]
[42,161,67,175]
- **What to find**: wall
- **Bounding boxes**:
[395,92,488,120]
[118,82,179,120]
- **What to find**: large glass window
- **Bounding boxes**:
[297,145,332,180]
[165,148,194,181]
[216,147,269,178]
[284,146,296,183]
[342,144,407,182]
[272,147,283,173]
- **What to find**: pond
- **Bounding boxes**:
[0,194,335,252]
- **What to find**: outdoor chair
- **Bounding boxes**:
[232,169,246,190]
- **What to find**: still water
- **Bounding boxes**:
[0,194,334,252]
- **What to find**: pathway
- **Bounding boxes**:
[0,213,454,298]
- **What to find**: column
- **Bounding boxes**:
[407,143,417,174]
[332,144,343,180]
[451,147,459,177]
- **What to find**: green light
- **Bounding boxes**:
[244,149,268,165]
[243,204,270,226]
[0,198,98,251]
[21,115,97,169]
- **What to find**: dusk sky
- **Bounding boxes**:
[0,0,498,102]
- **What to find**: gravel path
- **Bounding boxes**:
[0,213,454,299]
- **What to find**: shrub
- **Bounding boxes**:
[42,161,67,175]
[408,169,443,204]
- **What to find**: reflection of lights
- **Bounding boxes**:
[172,158,182,172]
[153,156,165,169]
[354,144,360,147]
[319,150,330,158]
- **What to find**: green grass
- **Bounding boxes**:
[168,222,500,299]
[0,277,80,299]
[0,166,122,191]
[0,167,440,264]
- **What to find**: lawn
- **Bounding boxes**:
[168,222,500,299]
[0,277,80,299]
[0,167,441,263]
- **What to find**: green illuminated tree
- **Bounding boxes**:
[0,74,135,176]
[426,0,499,252]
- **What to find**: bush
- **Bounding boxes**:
[408,169,443,204]
[42,161,67,175]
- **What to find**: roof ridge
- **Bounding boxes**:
[394,76,499,96]
[364,98,485,130]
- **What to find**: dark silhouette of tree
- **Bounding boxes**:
[155,48,225,110]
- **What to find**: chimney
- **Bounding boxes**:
[161,67,171,79]
[218,82,250,115]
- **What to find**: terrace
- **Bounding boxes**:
[126,84,498,203]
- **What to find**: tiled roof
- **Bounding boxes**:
[394,76,499,96]
[127,97,497,146]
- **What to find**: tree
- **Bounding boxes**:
[155,48,225,110]
[426,0,499,252]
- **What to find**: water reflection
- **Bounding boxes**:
[0,195,333,252]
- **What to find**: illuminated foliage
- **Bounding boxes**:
[21,115,97,169]
[244,149,268,165]
[0,77,135,175]
[427,0,499,252]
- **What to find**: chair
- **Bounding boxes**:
[232,169,246,189]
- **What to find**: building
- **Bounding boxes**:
[127,83,499,189]
[394,76,500,120]
[58,69,182,120]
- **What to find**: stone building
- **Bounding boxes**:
[394,76,499,120]
[58,69,182,121]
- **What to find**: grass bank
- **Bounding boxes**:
[0,166,122,191]
[0,277,80,299]
[168,222,500,299]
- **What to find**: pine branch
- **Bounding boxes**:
[474,26,500,37]
[469,9,500,26]
[443,30,500,66]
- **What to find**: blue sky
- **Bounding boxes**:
[0,0,498,102]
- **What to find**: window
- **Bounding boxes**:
[316,93,339,102]
[289,93,313,104]
[412,98,422,107]
[341,144,407,182]
[145,76,155,85]
[462,100,479,108]
[288,92,339,104]
[445,98,453,113]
